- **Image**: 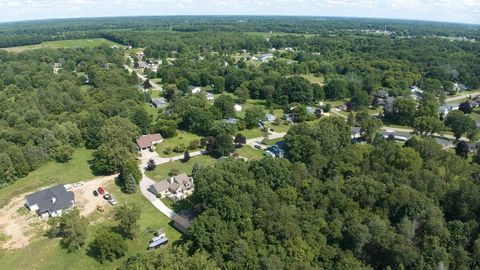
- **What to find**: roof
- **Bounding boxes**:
[173,210,196,230]
[25,184,74,213]
[151,97,166,107]
[351,127,361,135]
[222,118,239,124]
[137,133,163,149]
[150,173,193,194]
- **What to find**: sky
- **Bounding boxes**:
[0,0,479,25]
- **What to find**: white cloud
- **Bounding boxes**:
[0,0,478,24]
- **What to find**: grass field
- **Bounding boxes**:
[0,182,181,270]
[298,74,325,86]
[145,155,217,181]
[2,38,124,53]
[0,148,95,208]
[235,146,264,160]
[155,131,203,158]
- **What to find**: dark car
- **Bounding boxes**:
[103,194,112,200]
[93,190,99,197]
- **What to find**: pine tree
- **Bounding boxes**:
[192,162,201,178]
[146,159,156,171]
[183,150,191,162]
[347,112,356,126]
[124,174,137,194]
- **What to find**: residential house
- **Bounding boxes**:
[469,142,480,153]
[189,86,202,94]
[134,61,147,69]
[351,127,362,139]
[151,97,167,108]
[135,51,144,60]
[453,82,468,92]
[148,237,168,250]
[282,113,294,124]
[172,210,197,233]
[258,53,273,62]
[439,104,460,119]
[203,92,215,101]
[265,144,285,158]
[148,173,194,202]
[222,118,239,124]
[376,89,389,98]
[433,138,454,149]
[264,113,276,123]
[476,121,480,128]
[25,184,75,218]
[234,104,243,112]
[136,133,163,151]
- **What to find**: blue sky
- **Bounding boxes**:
[0,0,479,24]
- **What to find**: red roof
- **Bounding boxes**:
[136,133,163,149]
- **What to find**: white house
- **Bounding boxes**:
[189,86,202,94]
[234,104,243,112]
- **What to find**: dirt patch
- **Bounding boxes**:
[0,175,118,250]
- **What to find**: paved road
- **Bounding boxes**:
[139,168,176,219]
[445,91,480,103]
[381,126,468,141]
[124,63,162,91]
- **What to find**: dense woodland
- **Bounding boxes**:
[0,17,480,269]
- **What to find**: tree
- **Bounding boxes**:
[132,108,150,134]
[182,107,215,135]
[213,76,225,93]
[234,84,250,104]
[413,116,445,136]
[417,93,440,118]
[349,90,371,111]
[183,150,191,162]
[48,208,87,252]
[54,144,74,163]
[234,133,247,147]
[214,94,235,118]
[192,162,201,178]
[359,116,383,143]
[325,77,348,99]
[244,106,264,129]
[347,112,356,126]
[176,77,190,93]
[89,228,127,262]
[279,76,314,103]
[445,110,478,140]
[385,97,416,125]
[455,141,470,158]
[210,134,235,158]
[115,203,141,239]
[164,84,178,101]
[153,119,177,138]
[124,174,137,194]
[120,158,142,184]
[459,101,473,114]
[146,159,156,171]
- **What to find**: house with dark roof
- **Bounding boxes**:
[148,173,194,202]
[151,97,167,108]
[172,210,196,233]
[25,184,75,218]
[382,131,411,142]
[222,118,239,124]
[136,133,163,151]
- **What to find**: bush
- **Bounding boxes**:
[188,140,200,150]
[169,168,180,176]
[163,147,172,155]
[173,144,186,153]
[54,145,74,163]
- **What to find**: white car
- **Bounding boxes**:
[73,181,84,187]
[108,198,118,205]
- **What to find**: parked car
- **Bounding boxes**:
[108,198,118,205]
[73,181,84,187]
[103,194,111,200]
[93,190,99,197]
[254,144,262,150]
[97,187,105,195]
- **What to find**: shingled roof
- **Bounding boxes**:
[136,133,163,149]
[25,184,74,214]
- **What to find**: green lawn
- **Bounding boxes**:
[298,74,325,86]
[145,155,217,181]
[0,182,181,270]
[155,131,203,157]
[239,128,265,139]
[2,38,124,53]
[235,146,264,160]
[0,148,95,208]
[266,122,291,133]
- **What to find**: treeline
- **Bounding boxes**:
[0,45,150,186]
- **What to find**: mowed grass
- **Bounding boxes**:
[298,74,325,86]
[145,155,217,181]
[0,148,95,208]
[0,182,181,270]
[155,131,203,158]
[235,146,264,160]
[2,38,124,53]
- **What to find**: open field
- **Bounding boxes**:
[0,148,95,209]
[298,74,325,86]
[0,180,181,270]
[155,131,203,157]
[145,155,217,181]
[1,38,124,53]
[235,146,264,160]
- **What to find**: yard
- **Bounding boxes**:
[298,74,325,86]
[145,155,217,181]
[234,146,264,160]
[1,38,124,53]
[155,131,203,157]
[0,148,95,209]
[0,179,181,270]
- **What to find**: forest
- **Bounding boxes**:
[0,16,479,270]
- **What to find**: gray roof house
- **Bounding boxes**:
[151,97,167,108]
[148,173,194,202]
[25,184,75,218]
[264,113,276,123]
[222,118,239,124]
[172,210,196,233]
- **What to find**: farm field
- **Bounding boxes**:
[1,38,124,52]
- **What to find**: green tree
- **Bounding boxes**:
[120,158,142,184]
[445,110,478,140]
[214,94,235,118]
[349,90,371,111]
[132,108,151,134]
[325,77,348,99]
[49,208,87,252]
[89,228,127,262]
[115,203,141,239]
[244,106,264,129]
[359,116,383,143]
[124,174,137,194]
[413,116,445,136]
[54,144,74,163]
[213,76,225,94]
[210,134,235,158]
[0,153,16,185]
[153,119,177,138]
[234,84,250,104]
